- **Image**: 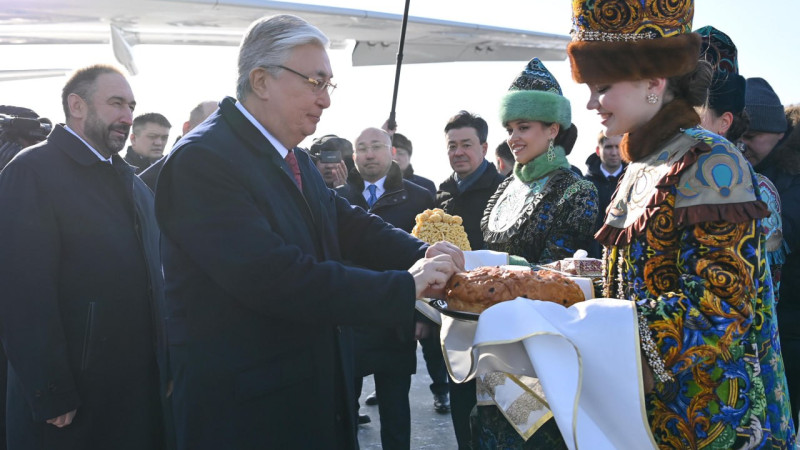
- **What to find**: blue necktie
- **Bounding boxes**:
[366,184,378,208]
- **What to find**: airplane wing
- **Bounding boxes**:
[0,69,70,82]
[0,0,570,74]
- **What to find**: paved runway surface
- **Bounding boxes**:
[356,343,459,449]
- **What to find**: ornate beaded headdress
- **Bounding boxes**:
[697,26,746,114]
[567,0,701,84]
[509,58,563,95]
[499,58,571,130]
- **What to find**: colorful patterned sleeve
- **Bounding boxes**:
[632,211,793,446]
[635,217,758,382]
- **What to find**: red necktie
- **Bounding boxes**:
[285,149,302,191]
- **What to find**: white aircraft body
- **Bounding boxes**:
[0,0,570,75]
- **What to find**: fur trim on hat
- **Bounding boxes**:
[499,90,571,128]
[568,33,702,84]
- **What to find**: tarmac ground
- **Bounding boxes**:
[356,343,459,449]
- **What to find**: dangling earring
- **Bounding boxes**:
[546,139,555,162]
[646,93,658,104]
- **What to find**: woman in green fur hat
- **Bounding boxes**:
[481,58,599,265]
[473,58,599,448]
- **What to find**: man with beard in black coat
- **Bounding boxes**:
[0,64,167,450]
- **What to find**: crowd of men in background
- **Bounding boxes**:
[0,13,797,450]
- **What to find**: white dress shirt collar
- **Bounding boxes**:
[63,125,112,164]
[600,165,623,178]
[362,176,387,204]
[235,100,290,158]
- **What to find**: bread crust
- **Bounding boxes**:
[445,266,585,313]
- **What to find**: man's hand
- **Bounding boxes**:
[331,161,348,187]
[47,409,76,428]
[381,119,397,136]
[323,161,348,188]
[408,254,458,299]
[425,241,465,272]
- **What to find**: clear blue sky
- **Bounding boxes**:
[1,0,796,183]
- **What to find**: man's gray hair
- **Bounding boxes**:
[236,14,329,100]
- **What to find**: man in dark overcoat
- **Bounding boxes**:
[435,111,505,448]
[336,127,434,448]
[744,79,800,425]
[436,111,506,251]
[0,65,167,449]
[154,15,461,450]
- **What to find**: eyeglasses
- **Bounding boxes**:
[356,143,390,153]
[269,65,337,96]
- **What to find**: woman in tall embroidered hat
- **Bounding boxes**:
[568,0,796,448]
[473,58,599,448]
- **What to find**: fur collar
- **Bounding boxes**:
[513,145,570,182]
[621,99,700,163]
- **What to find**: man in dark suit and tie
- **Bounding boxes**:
[336,127,435,448]
[154,14,462,450]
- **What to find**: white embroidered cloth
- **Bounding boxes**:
[415,251,657,449]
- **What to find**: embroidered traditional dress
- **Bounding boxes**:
[472,148,598,447]
[482,167,599,264]
[597,102,796,449]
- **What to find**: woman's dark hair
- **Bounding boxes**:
[541,122,578,155]
[666,60,713,107]
[705,106,750,142]
[726,109,750,143]
[556,123,578,155]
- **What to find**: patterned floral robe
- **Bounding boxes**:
[598,124,796,449]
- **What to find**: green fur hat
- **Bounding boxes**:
[499,58,571,129]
